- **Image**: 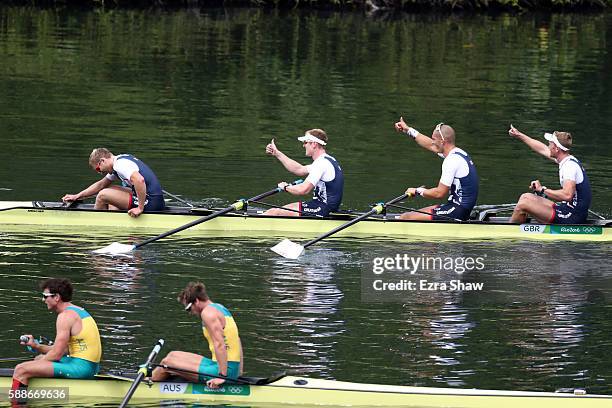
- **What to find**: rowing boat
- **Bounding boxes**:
[0,201,610,242]
[0,369,609,407]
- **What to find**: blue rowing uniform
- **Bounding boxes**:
[314,156,344,211]
[552,157,592,224]
[302,155,344,217]
[111,154,165,211]
[432,149,479,221]
[448,150,479,210]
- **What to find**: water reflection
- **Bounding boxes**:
[264,251,345,378]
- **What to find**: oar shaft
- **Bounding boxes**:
[134,188,282,250]
[302,194,408,249]
[302,209,377,249]
[589,209,606,220]
[118,339,164,408]
[0,356,31,362]
[134,206,235,249]
[162,190,193,208]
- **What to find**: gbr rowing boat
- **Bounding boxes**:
[0,201,610,242]
[0,369,609,407]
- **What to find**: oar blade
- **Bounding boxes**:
[271,239,305,259]
[92,242,136,255]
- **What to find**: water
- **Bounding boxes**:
[0,6,611,407]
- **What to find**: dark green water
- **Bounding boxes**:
[0,6,611,407]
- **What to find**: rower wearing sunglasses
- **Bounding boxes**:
[394,118,479,221]
[61,147,165,217]
[151,282,243,389]
[508,125,592,224]
[12,278,102,395]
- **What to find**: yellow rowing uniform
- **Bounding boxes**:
[66,306,102,363]
[202,303,241,362]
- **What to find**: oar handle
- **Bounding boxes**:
[118,339,164,408]
[233,179,303,211]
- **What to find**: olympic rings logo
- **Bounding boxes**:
[228,386,243,394]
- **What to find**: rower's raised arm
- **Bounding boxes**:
[265,139,309,177]
[394,117,438,154]
[508,125,553,161]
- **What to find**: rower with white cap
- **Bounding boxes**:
[508,125,592,224]
[264,129,344,217]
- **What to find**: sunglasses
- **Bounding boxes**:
[42,293,56,300]
[184,302,193,312]
[435,123,446,143]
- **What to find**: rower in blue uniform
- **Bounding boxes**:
[508,126,592,224]
[264,128,344,217]
[394,119,479,221]
[62,148,165,217]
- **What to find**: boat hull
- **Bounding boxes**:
[0,374,610,407]
[0,202,609,242]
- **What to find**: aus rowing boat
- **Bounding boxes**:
[0,369,609,407]
[0,201,610,242]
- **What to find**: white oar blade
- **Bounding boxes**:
[271,239,305,259]
[92,242,136,255]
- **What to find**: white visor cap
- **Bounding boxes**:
[297,132,327,146]
[544,132,569,151]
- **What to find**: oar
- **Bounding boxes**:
[162,189,194,208]
[118,339,164,408]
[94,180,302,255]
[271,193,409,259]
[588,209,606,220]
[0,356,31,363]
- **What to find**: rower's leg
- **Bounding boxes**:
[152,351,203,382]
[94,186,131,211]
[263,202,301,217]
[399,205,436,221]
[510,193,555,224]
[12,359,54,386]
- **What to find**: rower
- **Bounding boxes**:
[12,279,102,394]
[264,129,344,217]
[61,148,165,218]
[508,125,592,224]
[394,118,479,221]
[151,282,243,389]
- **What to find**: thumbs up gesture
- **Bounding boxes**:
[266,139,279,156]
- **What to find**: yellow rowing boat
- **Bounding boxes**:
[0,201,609,241]
[0,369,609,407]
